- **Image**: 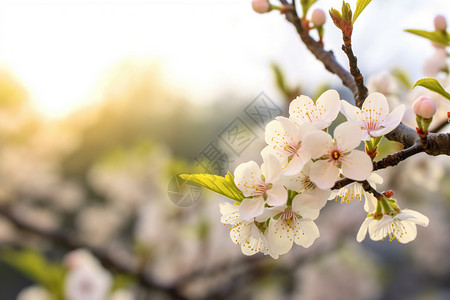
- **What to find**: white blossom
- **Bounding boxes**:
[264,195,321,255]
[263,117,316,175]
[220,202,278,258]
[340,93,405,141]
[289,89,341,129]
[329,172,383,212]
[281,161,331,209]
[234,154,287,221]
[357,209,429,244]
[303,122,373,189]
[64,249,112,300]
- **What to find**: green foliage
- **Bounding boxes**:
[413,78,450,100]
[342,1,353,22]
[301,0,318,18]
[353,0,372,23]
[0,249,65,300]
[392,68,412,90]
[271,63,288,96]
[179,172,245,201]
[405,29,450,47]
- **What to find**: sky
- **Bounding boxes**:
[0,0,448,118]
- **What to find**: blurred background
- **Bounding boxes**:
[0,0,449,299]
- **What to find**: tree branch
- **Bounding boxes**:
[373,142,424,170]
[0,205,188,300]
[279,4,359,102]
[341,42,368,107]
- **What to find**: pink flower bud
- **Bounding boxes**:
[252,0,271,14]
[412,96,437,119]
[434,14,447,31]
[311,8,326,26]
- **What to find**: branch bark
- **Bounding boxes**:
[279,4,359,102]
[0,205,188,300]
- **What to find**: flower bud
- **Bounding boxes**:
[311,8,326,27]
[252,0,271,14]
[412,96,437,119]
[434,14,447,31]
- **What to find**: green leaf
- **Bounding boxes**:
[353,0,372,23]
[342,1,352,22]
[179,172,245,201]
[405,29,450,47]
[413,78,450,100]
[1,249,65,300]
[392,68,412,90]
[302,0,318,18]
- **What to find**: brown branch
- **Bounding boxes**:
[279,4,359,102]
[0,205,188,300]
[373,142,424,170]
[278,4,450,155]
[341,42,368,107]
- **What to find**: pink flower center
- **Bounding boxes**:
[326,146,344,166]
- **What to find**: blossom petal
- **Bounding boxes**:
[361,92,390,124]
[315,89,341,128]
[240,224,265,255]
[230,222,251,245]
[356,218,371,242]
[234,161,262,197]
[282,149,311,175]
[261,153,283,183]
[289,95,316,126]
[293,192,327,213]
[396,220,417,244]
[294,219,320,248]
[341,150,373,181]
[308,160,340,189]
[219,202,241,224]
[371,104,405,137]
[334,122,363,151]
[401,209,429,227]
[267,218,294,255]
[255,205,286,222]
[239,197,265,221]
[341,100,363,124]
[302,130,333,159]
[363,193,378,213]
[265,183,287,207]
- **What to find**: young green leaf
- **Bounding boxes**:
[413,78,450,100]
[405,29,450,47]
[179,172,245,201]
[392,68,412,90]
[302,0,318,18]
[353,0,372,23]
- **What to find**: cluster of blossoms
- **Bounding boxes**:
[220,90,429,258]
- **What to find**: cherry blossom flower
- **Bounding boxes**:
[357,209,429,244]
[64,249,112,300]
[340,93,405,141]
[329,172,383,212]
[220,202,278,258]
[303,122,373,189]
[289,89,341,129]
[263,117,316,175]
[281,161,331,209]
[234,154,287,221]
[264,195,321,255]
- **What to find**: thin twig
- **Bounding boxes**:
[0,205,188,300]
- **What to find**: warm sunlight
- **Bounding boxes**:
[0,0,440,118]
